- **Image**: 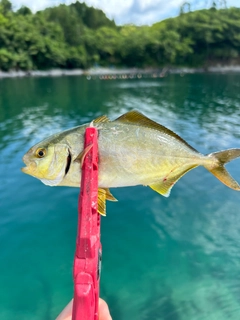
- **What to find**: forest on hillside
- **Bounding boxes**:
[0,0,240,71]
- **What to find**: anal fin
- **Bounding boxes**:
[149,182,173,197]
[149,165,198,197]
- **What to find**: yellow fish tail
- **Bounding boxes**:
[206,149,240,191]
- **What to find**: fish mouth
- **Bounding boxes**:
[21,155,30,174]
[21,166,28,174]
[21,159,37,175]
[21,166,28,173]
[65,149,72,176]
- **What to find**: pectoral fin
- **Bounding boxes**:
[74,144,93,167]
[97,188,117,216]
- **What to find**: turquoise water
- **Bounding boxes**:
[1,74,240,320]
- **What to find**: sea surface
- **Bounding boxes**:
[1,73,240,320]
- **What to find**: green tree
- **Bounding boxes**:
[0,1,239,71]
[94,27,121,64]
[0,0,12,15]
[16,6,32,16]
[41,5,84,46]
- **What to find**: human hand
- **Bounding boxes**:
[56,298,112,320]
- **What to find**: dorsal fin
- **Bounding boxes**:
[93,115,110,124]
[115,110,197,152]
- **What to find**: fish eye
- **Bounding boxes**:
[36,148,46,158]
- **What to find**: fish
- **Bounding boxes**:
[22,110,240,215]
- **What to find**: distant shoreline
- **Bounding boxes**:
[1,65,240,79]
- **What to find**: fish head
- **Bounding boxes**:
[22,140,70,186]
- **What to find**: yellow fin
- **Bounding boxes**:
[98,188,107,216]
[115,110,197,152]
[93,115,110,124]
[97,188,118,216]
[149,165,198,197]
[104,188,118,202]
[206,149,240,191]
[149,182,173,197]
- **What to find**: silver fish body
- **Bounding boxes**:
[22,111,240,203]
[58,121,203,190]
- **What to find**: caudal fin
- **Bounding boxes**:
[205,149,240,191]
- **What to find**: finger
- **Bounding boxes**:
[99,298,112,320]
[55,299,73,320]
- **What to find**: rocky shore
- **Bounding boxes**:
[1,65,240,79]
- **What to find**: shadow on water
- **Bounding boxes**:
[140,284,181,320]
